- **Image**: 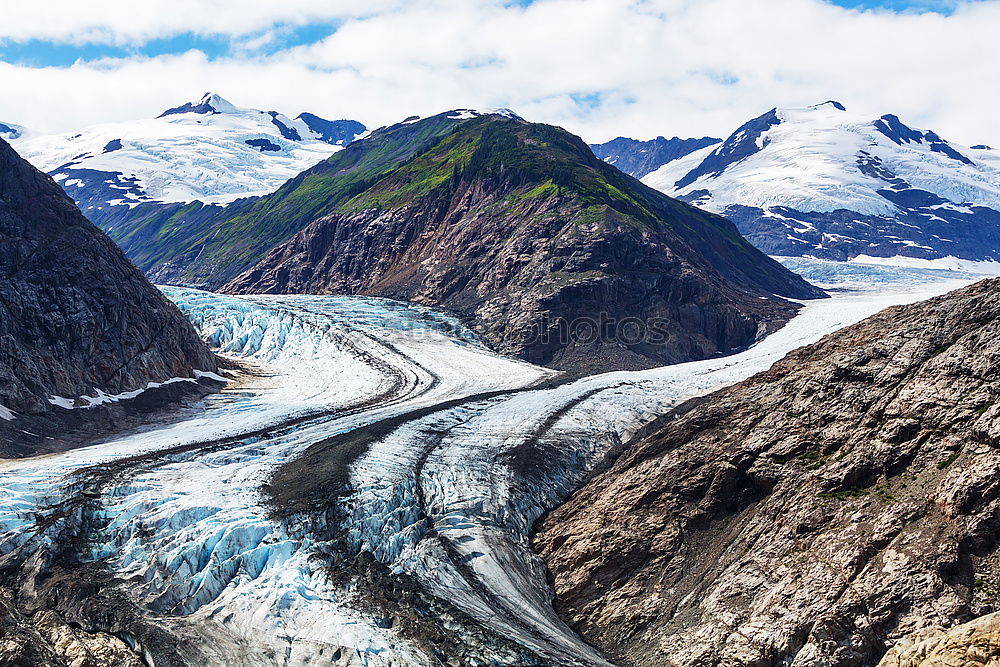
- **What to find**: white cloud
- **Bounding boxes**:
[0,0,407,45]
[0,0,997,148]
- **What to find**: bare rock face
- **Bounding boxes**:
[0,138,216,450]
[877,613,1000,667]
[0,589,143,666]
[535,278,1000,666]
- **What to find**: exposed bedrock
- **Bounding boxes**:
[537,278,1000,666]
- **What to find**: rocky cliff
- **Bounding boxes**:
[0,138,217,453]
[224,114,824,373]
[877,612,1000,667]
[0,588,142,667]
[536,278,1000,666]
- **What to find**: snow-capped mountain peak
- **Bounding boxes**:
[12,95,367,210]
[440,107,525,121]
[808,99,847,112]
[641,102,1000,264]
[158,92,240,117]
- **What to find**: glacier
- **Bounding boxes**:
[643,102,1000,218]
[0,266,985,665]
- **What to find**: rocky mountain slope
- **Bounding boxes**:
[536,277,1000,666]
[223,111,824,372]
[877,611,1000,666]
[640,101,1000,267]
[589,135,720,179]
[0,137,217,454]
[0,588,142,667]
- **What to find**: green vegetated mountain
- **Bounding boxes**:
[103,111,472,287]
[536,278,1000,667]
[102,109,824,372]
[222,111,825,371]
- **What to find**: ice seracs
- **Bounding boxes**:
[639,101,1000,264]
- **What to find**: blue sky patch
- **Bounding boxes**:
[826,0,965,13]
[0,22,343,67]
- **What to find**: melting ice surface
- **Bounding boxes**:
[0,288,547,666]
[0,266,987,666]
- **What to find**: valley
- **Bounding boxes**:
[2,52,999,666]
[0,264,973,666]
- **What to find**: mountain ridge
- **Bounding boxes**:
[536,276,1000,666]
[638,102,1000,265]
[0,137,218,455]
[222,112,824,372]
[588,135,721,179]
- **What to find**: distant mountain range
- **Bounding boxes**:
[600,101,1000,266]
[588,135,720,179]
[13,93,365,206]
[7,103,821,373]
[222,110,822,372]
[15,96,1000,272]
[6,92,365,246]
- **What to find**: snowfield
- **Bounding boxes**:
[13,94,363,206]
[642,102,1000,218]
[0,265,984,665]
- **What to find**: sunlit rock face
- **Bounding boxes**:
[537,277,1000,667]
[877,613,1000,667]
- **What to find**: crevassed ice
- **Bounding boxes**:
[0,271,982,666]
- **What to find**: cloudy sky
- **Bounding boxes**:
[1,0,996,145]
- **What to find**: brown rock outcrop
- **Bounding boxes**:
[877,613,1000,667]
[0,589,143,666]
[536,278,1000,666]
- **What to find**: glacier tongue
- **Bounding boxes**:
[334,271,976,664]
[0,271,980,666]
[0,287,548,665]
